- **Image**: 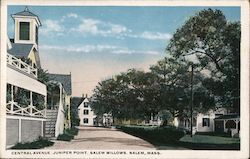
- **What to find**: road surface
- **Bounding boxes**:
[45,126,156,150]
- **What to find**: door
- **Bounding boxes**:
[214,120,224,132]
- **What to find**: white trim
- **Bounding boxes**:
[6,114,46,121]
[18,118,21,142]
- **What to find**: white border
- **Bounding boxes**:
[1,0,249,159]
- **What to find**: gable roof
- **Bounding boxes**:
[77,97,89,108]
[7,43,34,58]
[48,73,72,95]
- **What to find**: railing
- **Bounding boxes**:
[7,53,38,78]
[6,101,45,118]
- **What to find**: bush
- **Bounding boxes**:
[57,133,74,141]
[119,125,185,144]
[11,137,54,149]
[57,127,79,141]
[66,127,79,135]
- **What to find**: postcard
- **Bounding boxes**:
[0,0,249,158]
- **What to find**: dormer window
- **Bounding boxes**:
[19,22,30,40]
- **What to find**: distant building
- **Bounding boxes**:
[174,107,240,137]
[78,97,96,126]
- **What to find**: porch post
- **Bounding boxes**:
[11,85,14,112]
[18,119,21,142]
[30,91,33,115]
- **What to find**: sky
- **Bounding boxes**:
[7,6,240,96]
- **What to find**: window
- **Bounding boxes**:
[35,26,38,44]
[19,22,30,40]
[83,109,89,115]
[84,102,88,107]
[83,118,88,124]
[202,118,210,127]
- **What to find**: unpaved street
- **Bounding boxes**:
[45,126,156,150]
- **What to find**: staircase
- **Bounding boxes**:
[45,109,58,138]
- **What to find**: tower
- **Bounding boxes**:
[9,7,42,68]
[11,7,41,50]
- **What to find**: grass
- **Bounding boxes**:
[119,125,240,150]
[179,134,240,150]
[11,137,54,149]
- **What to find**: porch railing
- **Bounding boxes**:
[6,101,45,118]
[7,53,38,78]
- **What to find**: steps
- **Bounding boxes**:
[45,109,58,138]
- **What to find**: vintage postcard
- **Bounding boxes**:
[0,0,249,158]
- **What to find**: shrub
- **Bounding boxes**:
[11,137,54,149]
[57,133,74,141]
[119,125,185,144]
[57,127,79,141]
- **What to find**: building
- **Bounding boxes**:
[6,7,46,147]
[6,7,73,147]
[45,73,72,138]
[78,97,96,126]
[174,107,240,137]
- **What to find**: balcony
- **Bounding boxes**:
[7,53,37,78]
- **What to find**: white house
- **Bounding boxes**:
[5,7,73,147]
[6,7,46,147]
[78,97,96,126]
[174,107,240,137]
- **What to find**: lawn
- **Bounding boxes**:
[179,134,240,150]
[118,125,240,150]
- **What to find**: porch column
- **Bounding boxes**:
[30,91,33,115]
[224,120,227,133]
[44,95,47,117]
[10,85,14,112]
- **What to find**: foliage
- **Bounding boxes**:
[57,127,79,141]
[57,133,74,141]
[14,87,30,107]
[32,92,45,110]
[37,68,50,84]
[166,8,240,113]
[119,125,185,144]
[11,136,54,149]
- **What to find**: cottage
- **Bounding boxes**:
[6,7,46,147]
[78,96,97,126]
[6,7,73,147]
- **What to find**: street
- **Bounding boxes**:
[45,126,156,150]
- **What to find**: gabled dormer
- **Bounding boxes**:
[12,7,41,49]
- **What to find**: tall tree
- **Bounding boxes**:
[166,9,240,113]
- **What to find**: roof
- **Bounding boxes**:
[77,98,90,108]
[215,114,240,120]
[12,7,41,26]
[48,73,72,95]
[7,43,34,58]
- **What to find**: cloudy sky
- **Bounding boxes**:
[7,6,240,96]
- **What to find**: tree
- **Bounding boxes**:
[166,9,240,113]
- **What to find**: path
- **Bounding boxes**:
[45,126,156,150]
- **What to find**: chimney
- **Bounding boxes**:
[85,94,88,98]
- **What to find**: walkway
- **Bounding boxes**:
[45,126,156,150]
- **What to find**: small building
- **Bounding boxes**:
[78,97,96,126]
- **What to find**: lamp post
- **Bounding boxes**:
[190,63,194,137]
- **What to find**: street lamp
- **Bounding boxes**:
[189,62,194,138]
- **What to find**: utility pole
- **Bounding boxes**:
[190,64,194,137]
